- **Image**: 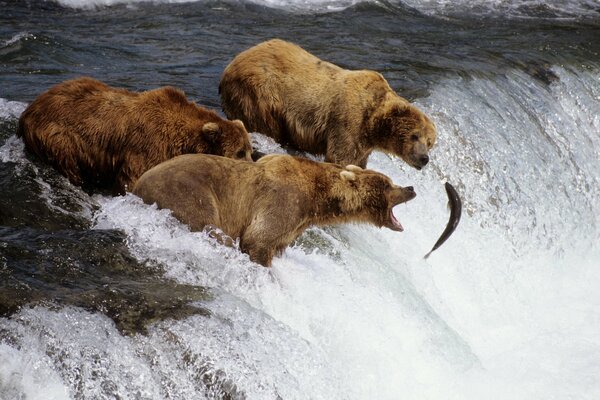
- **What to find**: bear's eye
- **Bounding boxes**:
[236,150,246,159]
[411,134,419,142]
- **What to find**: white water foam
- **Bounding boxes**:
[0,99,29,171]
[51,0,358,11]
[89,62,600,398]
[0,32,35,58]
[2,63,600,399]
[402,0,600,18]
[0,307,167,399]
[54,0,199,10]
[0,98,27,121]
[400,64,600,398]
[0,135,26,165]
[49,0,600,16]
[0,343,71,400]
[251,132,288,155]
[92,194,479,398]
[1,33,34,48]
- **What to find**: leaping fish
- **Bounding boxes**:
[424,182,462,259]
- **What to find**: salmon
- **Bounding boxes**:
[424,182,462,259]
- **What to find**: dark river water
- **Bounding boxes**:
[1,0,600,399]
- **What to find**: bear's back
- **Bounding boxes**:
[20,77,139,127]
[139,86,220,125]
[50,77,136,107]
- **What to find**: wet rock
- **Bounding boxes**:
[513,60,560,85]
[0,226,211,335]
[182,349,247,400]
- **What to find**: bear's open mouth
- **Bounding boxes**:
[387,208,404,232]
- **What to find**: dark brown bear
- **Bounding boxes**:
[219,39,436,169]
[17,77,253,194]
[133,154,416,266]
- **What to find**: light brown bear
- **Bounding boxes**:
[17,77,253,194]
[219,39,436,169]
[133,153,416,266]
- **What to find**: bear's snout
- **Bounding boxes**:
[406,141,431,170]
[389,185,416,206]
[403,187,417,202]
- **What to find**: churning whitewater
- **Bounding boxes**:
[1,0,599,399]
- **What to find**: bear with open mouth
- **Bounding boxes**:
[133,153,416,266]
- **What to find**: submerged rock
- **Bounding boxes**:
[0,226,211,335]
[510,59,560,85]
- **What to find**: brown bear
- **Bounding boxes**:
[219,39,436,169]
[17,77,253,194]
[133,153,416,266]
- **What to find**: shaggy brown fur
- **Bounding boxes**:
[133,153,416,266]
[219,39,436,169]
[18,77,253,194]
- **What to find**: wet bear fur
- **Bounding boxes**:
[17,77,253,194]
[133,153,416,266]
[219,39,436,169]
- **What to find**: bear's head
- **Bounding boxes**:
[198,119,253,161]
[376,98,436,170]
[338,165,416,231]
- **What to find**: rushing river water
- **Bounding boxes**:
[1,0,600,399]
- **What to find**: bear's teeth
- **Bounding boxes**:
[390,209,404,232]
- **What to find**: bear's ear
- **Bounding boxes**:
[390,103,412,119]
[232,119,245,129]
[345,165,363,173]
[202,122,221,142]
[340,170,356,182]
